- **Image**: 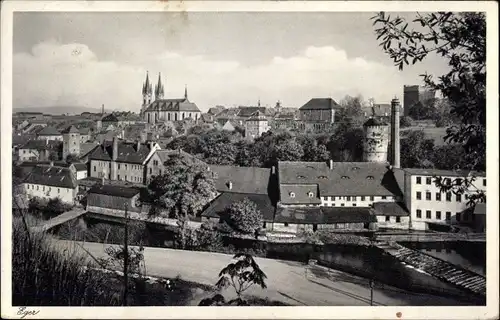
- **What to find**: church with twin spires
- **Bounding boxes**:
[140,72,202,124]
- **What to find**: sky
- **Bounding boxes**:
[13,12,450,113]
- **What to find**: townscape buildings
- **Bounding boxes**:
[12,81,486,234]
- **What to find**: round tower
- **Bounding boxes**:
[363,118,389,163]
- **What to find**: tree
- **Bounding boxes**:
[401,130,435,168]
[299,135,331,162]
[147,153,218,248]
[270,138,304,163]
[338,95,365,125]
[400,116,413,128]
[203,141,237,165]
[372,12,486,203]
[198,253,267,306]
[224,198,263,235]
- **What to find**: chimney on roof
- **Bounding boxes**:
[101,176,105,185]
[112,137,118,161]
[136,140,141,152]
[149,141,154,150]
[227,181,233,190]
[50,161,54,167]
[271,166,276,174]
[329,159,334,170]
[390,97,401,169]
[46,138,49,145]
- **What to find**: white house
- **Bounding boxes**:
[403,168,486,230]
[22,164,78,204]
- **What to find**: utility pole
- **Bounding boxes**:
[370,278,374,306]
[123,203,129,306]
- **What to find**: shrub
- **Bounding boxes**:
[12,217,118,306]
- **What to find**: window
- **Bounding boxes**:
[118,164,121,169]
[456,212,461,221]
[341,176,350,180]
[353,203,357,207]
[426,210,432,219]
[36,186,39,191]
[396,216,401,223]
[284,222,289,227]
[416,209,422,218]
[125,175,127,181]
[332,203,336,206]
[361,196,365,201]
[308,192,314,198]
[445,178,452,185]
[289,192,295,198]
[416,192,422,200]
[426,192,431,201]
[426,177,432,185]
[94,166,96,172]
[385,216,390,222]
[416,177,422,184]
[382,196,387,200]
[483,179,486,187]
[436,192,441,201]
[125,164,128,169]
[446,212,451,221]
[118,175,120,180]
[456,194,462,202]
[446,192,452,202]
[58,188,60,194]
[149,168,152,174]
[346,196,351,201]
[366,176,374,180]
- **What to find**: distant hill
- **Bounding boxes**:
[13,106,102,115]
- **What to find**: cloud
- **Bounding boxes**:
[13,41,406,112]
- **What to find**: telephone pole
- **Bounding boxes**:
[123,203,129,306]
[370,278,374,306]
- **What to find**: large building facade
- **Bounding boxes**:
[141,72,202,124]
[298,98,341,132]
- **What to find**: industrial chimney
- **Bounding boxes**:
[112,137,118,161]
[390,97,401,168]
[136,140,141,152]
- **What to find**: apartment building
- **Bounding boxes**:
[403,168,486,230]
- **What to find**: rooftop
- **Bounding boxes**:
[23,165,77,189]
[201,192,275,222]
[209,165,272,195]
[371,201,410,216]
[404,168,486,178]
[275,206,375,224]
[88,184,141,198]
[89,140,156,164]
[145,98,201,113]
[61,125,80,134]
[299,98,342,111]
[36,126,61,136]
[20,139,62,151]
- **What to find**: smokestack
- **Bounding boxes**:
[329,159,334,170]
[136,140,141,152]
[101,104,104,115]
[112,137,118,161]
[391,97,401,168]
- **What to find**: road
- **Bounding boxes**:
[52,239,470,306]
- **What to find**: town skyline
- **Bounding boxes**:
[13,12,450,113]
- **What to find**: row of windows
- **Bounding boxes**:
[117,175,143,183]
[26,184,66,193]
[149,168,163,175]
[416,176,486,187]
[384,216,402,223]
[149,112,199,122]
[323,195,391,202]
[416,209,453,221]
[93,163,143,171]
[416,191,466,202]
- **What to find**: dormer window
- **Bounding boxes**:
[318,175,327,179]
[289,192,295,198]
[297,175,306,179]
[308,192,314,198]
[341,176,350,180]
[366,176,375,180]
[352,166,360,171]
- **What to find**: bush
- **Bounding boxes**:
[12,217,118,306]
[400,116,413,128]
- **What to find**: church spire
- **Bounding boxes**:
[142,71,152,95]
[155,72,164,100]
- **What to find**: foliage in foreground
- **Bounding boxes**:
[12,217,119,306]
[199,253,267,306]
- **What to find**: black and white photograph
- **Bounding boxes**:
[1,1,498,319]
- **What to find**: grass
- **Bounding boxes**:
[11,214,214,306]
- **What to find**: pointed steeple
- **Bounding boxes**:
[142,71,152,95]
[184,84,188,100]
[155,72,164,100]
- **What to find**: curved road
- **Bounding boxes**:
[52,240,470,306]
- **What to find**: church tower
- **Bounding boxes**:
[62,125,80,161]
[154,72,164,100]
[141,72,153,116]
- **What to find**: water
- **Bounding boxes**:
[401,241,486,276]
